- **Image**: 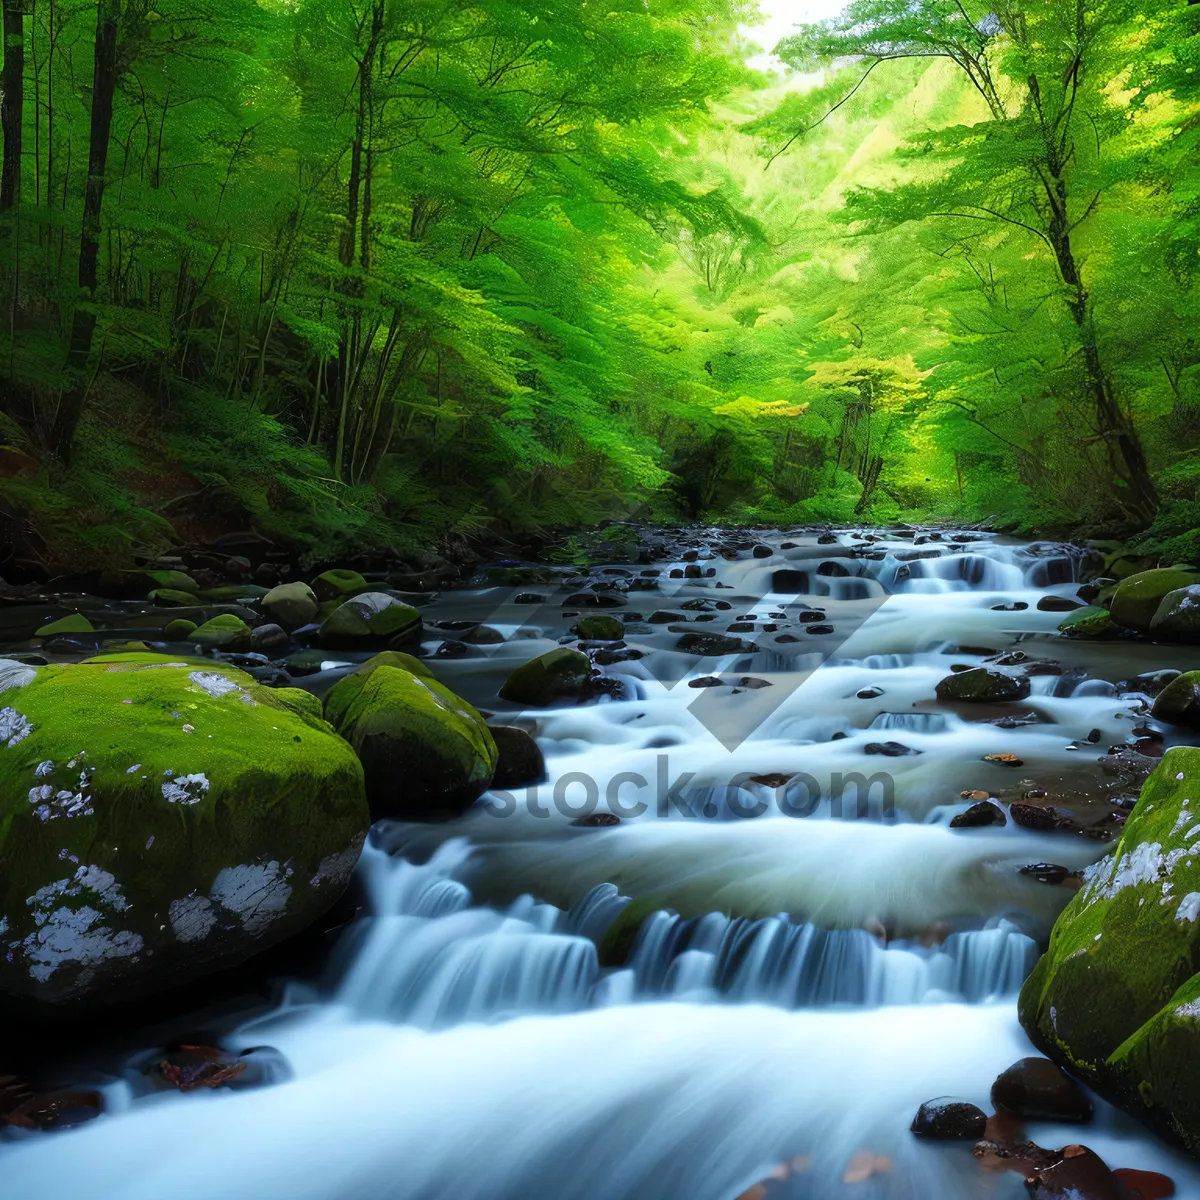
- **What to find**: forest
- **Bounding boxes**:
[0,0,1198,571]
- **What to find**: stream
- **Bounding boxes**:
[4,527,1200,1199]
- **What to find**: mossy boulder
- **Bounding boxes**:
[149,589,203,608]
[1150,586,1200,644]
[1058,606,1116,640]
[35,615,94,638]
[1110,569,1200,634]
[935,667,1030,703]
[163,618,199,641]
[499,648,593,707]
[310,569,369,602]
[1152,672,1200,730]
[0,654,368,1012]
[191,614,252,651]
[1019,748,1200,1154]
[198,585,270,604]
[324,652,497,820]
[317,592,421,649]
[272,687,324,723]
[142,569,201,595]
[574,615,624,641]
[260,582,319,630]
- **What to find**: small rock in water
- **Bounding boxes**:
[570,813,621,828]
[0,1073,104,1130]
[857,686,884,699]
[749,773,794,788]
[1025,1144,1123,1199]
[1038,595,1084,613]
[992,601,1029,611]
[489,725,547,789]
[984,752,1025,767]
[937,667,1031,703]
[864,741,920,757]
[737,677,772,689]
[513,592,546,604]
[805,624,835,635]
[1019,863,1073,886]
[911,1098,988,1140]
[951,801,1007,828]
[1009,803,1074,832]
[1111,1168,1177,1200]
[991,1057,1093,1123]
[153,1043,289,1092]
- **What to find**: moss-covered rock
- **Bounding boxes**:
[310,569,369,602]
[0,654,368,1012]
[317,592,421,649]
[935,667,1030,703]
[1110,569,1200,634]
[164,619,199,641]
[1152,672,1200,730]
[1150,586,1200,644]
[142,569,201,595]
[499,648,593,706]
[324,652,497,820]
[1058,606,1116,640]
[191,614,252,651]
[574,615,624,641]
[1018,748,1200,1153]
[35,615,94,638]
[198,585,270,604]
[272,687,324,722]
[260,582,319,629]
[149,589,203,607]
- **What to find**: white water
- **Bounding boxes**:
[6,529,1200,1199]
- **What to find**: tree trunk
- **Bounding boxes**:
[50,0,118,461]
[1,1,24,213]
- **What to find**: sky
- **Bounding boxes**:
[744,0,850,70]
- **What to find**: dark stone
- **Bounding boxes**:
[752,545,774,558]
[1038,595,1083,613]
[936,667,1031,703]
[910,1099,988,1140]
[857,686,884,699]
[772,569,809,593]
[565,591,626,608]
[0,1076,104,1130]
[991,1057,1093,1123]
[570,813,621,827]
[798,611,826,622]
[951,801,1007,828]
[648,610,686,624]
[1019,863,1073,886]
[489,725,547,788]
[864,741,920,757]
[817,560,849,577]
[992,601,1030,611]
[1025,1145,1122,1200]
[688,676,724,688]
[513,593,547,604]
[805,624,835,635]
[675,633,758,656]
[817,532,838,545]
[153,1044,289,1093]
[737,677,772,690]
[1010,803,1073,832]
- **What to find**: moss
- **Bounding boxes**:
[1152,672,1200,730]
[324,653,497,820]
[36,615,95,637]
[149,589,203,607]
[164,619,199,640]
[272,687,325,723]
[1058,606,1116,639]
[1019,748,1200,1143]
[935,667,1030,703]
[310,569,369,601]
[260,582,319,629]
[0,655,368,1011]
[192,614,252,650]
[317,593,421,648]
[1110,569,1200,633]
[198,585,270,603]
[499,648,593,706]
[141,569,201,594]
[575,615,624,641]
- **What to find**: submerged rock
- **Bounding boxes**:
[0,654,367,1012]
[499,648,593,707]
[324,652,497,821]
[1019,747,1200,1154]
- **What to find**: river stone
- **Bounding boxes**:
[675,632,758,656]
[910,1099,987,1140]
[0,653,368,1012]
[1150,586,1200,644]
[1151,672,1200,730]
[310,569,369,601]
[323,652,497,821]
[489,725,547,788]
[317,592,421,649]
[499,648,593,707]
[574,615,624,641]
[935,668,1030,703]
[260,582,319,630]
[1110,569,1200,634]
[140,569,201,595]
[249,623,289,654]
[1058,607,1116,639]
[164,618,199,640]
[1019,747,1200,1153]
[191,614,252,651]
[990,1058,1092,1123]
[149,589,203,607]
[35,614,94,637]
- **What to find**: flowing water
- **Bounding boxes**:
[5,528,1200,1199]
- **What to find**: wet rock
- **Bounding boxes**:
[749,773,794,788]
[566,591,627,608]
[1059,607,1117,639]
[818,532,839,545]
[817,560,849,577]
[864,741,920,757]
[1099,749,1159,789]
[910,1098,987,1140]
[772,570,809,594]
[191,613,252,651]
[951,801,1006,828]
[1038,596,1084,613]
[991,1058,1093,1123]
[752,544,774,558]
[318,592,421,649]
[513,592,546,604]
[798,611,826,623]
[992,601,1029,611]
[153,1043,289,1092]
[1149,585,1200,643]
[1025,1145,1122,1199]
[591,647,643,665]
[489,724,547,789]
[500,647,593,706]
[260,582,319,629]
[250,623,289,653]
[0,1079,104,1130]
[1151,671,1200,729]
[310,568,369,602]
[1111,569,1200,633]
[574,615,624,641]
[936,668,1031,703]
[0,653,368,1011]
[163,618,199,640]
[737,677,772,690]
[1111,1169,1177,1200]
[464,625,505,645]
[675,632,758,656]
[1020,863,1074,886]
[325,652,496,821]
[149,588,202,607]
[35,614,94,637]
[984,753,1025,767]
[973,1136,1060,1176]
[1009,802,1075,832]
[571,813,621,827]
[688,676,724,688]
[857,686,884,699]
[805,624,835,635]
